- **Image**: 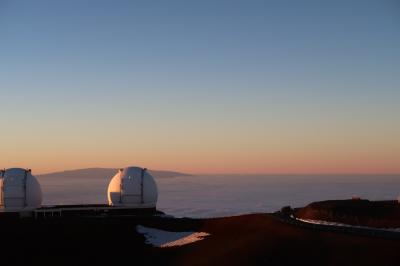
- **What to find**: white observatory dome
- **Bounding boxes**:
[0,168,42,211]
[107,167,158,208]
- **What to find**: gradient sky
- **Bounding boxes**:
[0,0,399,174]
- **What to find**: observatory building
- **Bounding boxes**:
[0,166,159,218]
[0,168,42,212]
[107,167,158,208]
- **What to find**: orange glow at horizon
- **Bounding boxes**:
[2,112,399,175]
[2,143,399,175]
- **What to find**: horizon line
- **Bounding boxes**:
[35,168,400,176]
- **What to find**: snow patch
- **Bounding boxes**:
[136,225,210,248]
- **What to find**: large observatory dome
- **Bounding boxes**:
[107,167,158,208]
[0,168,42,211]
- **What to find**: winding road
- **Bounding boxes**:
[272,212,400,240]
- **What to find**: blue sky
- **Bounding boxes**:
[0,0,399,173]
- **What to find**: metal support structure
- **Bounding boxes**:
[23,169,29,207]
[140,168,146,204]
[119,169,123,204]
[0,169,5,207]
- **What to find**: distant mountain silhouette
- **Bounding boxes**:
[37,168,192,179]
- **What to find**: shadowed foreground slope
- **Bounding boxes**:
[0,213,399,266]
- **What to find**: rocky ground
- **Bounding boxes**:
[295,199,400,228]
[1,202,400,266]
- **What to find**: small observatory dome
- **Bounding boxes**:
[107,167,158,208]
[0,168,42,211]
